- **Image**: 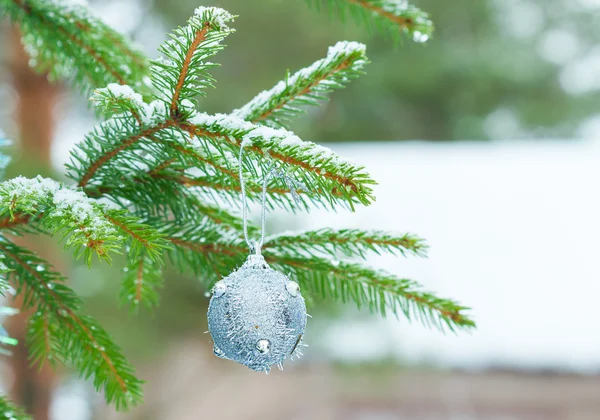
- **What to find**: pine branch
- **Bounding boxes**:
[73,116,175,189]
[91,84,148,119]
[233,41,368,128]
[70,97,375,211]
[0,239,143,409]
[0,177,168,266]
[0,0,150,94]
[160,227,473,331]
[264,228,428,258]
[268,254,474,331]
[306,0,434,41]
[150,6,235,114]
[0,176,123,262]
[159,217,248,280]
[183,113,376,209]
[0,395,30,420]
[64,7,374,212]
[120,252,163,310]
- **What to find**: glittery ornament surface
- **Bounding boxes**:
[207,254,307,373]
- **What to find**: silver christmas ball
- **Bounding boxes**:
[207,254,307,373]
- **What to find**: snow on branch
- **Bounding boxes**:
[233,41,368,128]
[186,112,376,209]
[0,0,150,94]
[306,0,433,41]
[150,6,235,116]
[0,176,121,261]
[91,83,147,119]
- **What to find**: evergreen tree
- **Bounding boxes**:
[0,0,473,416]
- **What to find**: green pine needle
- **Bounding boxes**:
[119,251,164,310]
[0,239,143,410]
[0,395,30,420]
[234,41,369,129]
[264,228,428,259]
[0,0,150,95]
[269,254,475,331]
[306,0,434,42]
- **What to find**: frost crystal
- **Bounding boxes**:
[194,6,234,29]
[380,0,410,14]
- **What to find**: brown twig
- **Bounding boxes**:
[170,22,211,117]
[0,214,32,229]
[135,257,144,303]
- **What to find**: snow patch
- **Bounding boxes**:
[194,6,234,29]
[0,176,117,240]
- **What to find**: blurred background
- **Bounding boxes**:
[2,0,600,418]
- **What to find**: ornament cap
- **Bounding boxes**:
[242,253,270,270]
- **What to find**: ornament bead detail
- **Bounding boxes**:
[285,281,300,297]
[256,339,271,354]
[212,281,227,297]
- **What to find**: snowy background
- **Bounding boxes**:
[304,139,600,372]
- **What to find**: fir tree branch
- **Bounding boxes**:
[264,228,428,258]
[161,227,472,331]
[234,41,368,128]
[306,0,434,41]
[68,9,374,211]
[150,6,235,111]
[181,114,376,209]
[161,218,247,279]
[0,395,30,420]
[268,254,474,331]
[105,212,170,261]
[76,120,175,188]
[0,176,123,262]
[70,100,374,210]
[0,240,143,409]
[120,252,163,309]
[0,0,150,94]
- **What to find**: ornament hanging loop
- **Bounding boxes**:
[239,140,306,255]
[238,140,253,251]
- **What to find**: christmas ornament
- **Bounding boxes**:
[207,142,308,373]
